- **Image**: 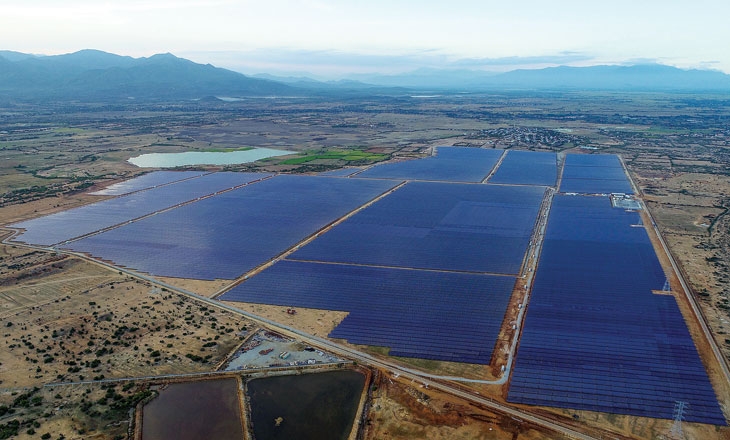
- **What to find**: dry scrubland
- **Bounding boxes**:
[0,241,251,438]
[1,94,730,439]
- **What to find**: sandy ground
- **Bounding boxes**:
[364,372,560,440]
[221,300,349,339]
[154,276,233,298]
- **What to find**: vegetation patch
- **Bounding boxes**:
[280,149,388,165]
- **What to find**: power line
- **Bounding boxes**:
[670,400,687,439]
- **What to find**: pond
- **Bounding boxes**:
[247,370,366,440]
[128,148,295,168]
[142,378,243,440]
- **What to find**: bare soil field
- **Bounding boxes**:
[154,276,232,298]
[364,372,562,440]
[221,300,349,339]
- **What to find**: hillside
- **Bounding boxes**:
[2,50,729,101]
[0,49,294,101]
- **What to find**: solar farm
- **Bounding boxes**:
[7,146,727,426]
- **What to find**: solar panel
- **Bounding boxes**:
[488,150,558,186]
[12,172,271,246]
[289,182,545,274]
[559,154,634,194]
[508,195,725,425]
[220,260,515,364]
[356,146,502,182]
[89,171,207,195]
[65,175,399,280]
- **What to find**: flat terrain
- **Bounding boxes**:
[0,238,252,438]
[2,92,730,439]
[0,245,250,388]
[365,372,562,440]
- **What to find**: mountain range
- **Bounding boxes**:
[0,49,293,100]
[1,49,729,102]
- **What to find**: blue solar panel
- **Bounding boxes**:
[564,154,622,168]
[12,172,271,246]
[356,147,502,182]
[219,260,515,364]
[65,175,399,280]
[560,178,634,194]
[488,150,557,186]
[559,154,634,194]
[561,166,627,181]
[508,195,725,425]
[90,171,207,195]
[289,182,545,274]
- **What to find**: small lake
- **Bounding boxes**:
[142,378,243,440]
[128,148,295,168]
[247,370,366,440]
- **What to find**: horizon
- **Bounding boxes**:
[1,0,728,78]
[3,48,729,82]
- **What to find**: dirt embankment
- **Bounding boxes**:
[363,372,558,440]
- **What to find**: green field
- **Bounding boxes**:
[280,149,388,165]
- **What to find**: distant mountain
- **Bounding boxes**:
[0,50,294,101]
[0,50,38,62]
[350,68,501,90]
[2,49,729,101]
[489,64,730,91]
[345,64,730,92]
[253,73,406,92]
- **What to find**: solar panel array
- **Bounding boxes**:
[220,260,515,364]
[65,175,398,280]
[488,150,558,186]
[13,151,723,423]
[289,182,545,274]
[560,154,634,194]
[89,171,207,195]
[508,195,726,425]
[12,172,271,246]
[356,146,502,182]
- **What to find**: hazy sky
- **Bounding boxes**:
[2,0,728,77]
